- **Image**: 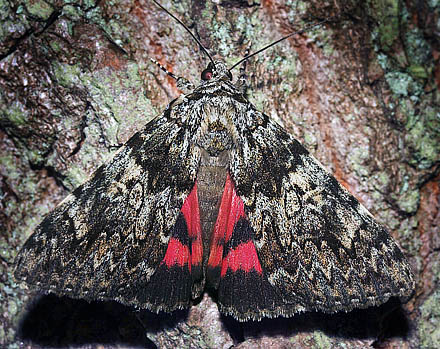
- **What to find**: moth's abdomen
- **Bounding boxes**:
[197,150,229,265]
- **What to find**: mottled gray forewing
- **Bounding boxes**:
[14,115,199,309]
[230,110,415,315]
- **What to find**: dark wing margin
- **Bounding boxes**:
[14,115,203,313]
[222,108,415,321]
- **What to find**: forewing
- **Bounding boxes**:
[222,108,414,320]
[14,114,203,312]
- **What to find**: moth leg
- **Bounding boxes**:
[150,58,195,93]
[235,43,252,95]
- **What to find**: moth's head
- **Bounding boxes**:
[201,61,232,82]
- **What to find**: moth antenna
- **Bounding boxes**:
[150,58,178,80]
[239,42,252,80]
[150,58,195,93]
[235,43,252,93]
[228,18,330,72]
[152,0,216,66]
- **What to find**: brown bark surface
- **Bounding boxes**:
[1,0,439,348]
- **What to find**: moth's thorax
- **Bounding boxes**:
[189,81,246,157]
[196,98,238,156]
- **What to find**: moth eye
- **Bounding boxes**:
[201,69,213,81]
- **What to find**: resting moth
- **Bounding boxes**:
[14,2,414,322]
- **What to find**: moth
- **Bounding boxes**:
[15,1,414,322]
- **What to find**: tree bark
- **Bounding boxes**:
[1,0,439,348]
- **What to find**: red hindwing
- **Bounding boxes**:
[207,174,263,287]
